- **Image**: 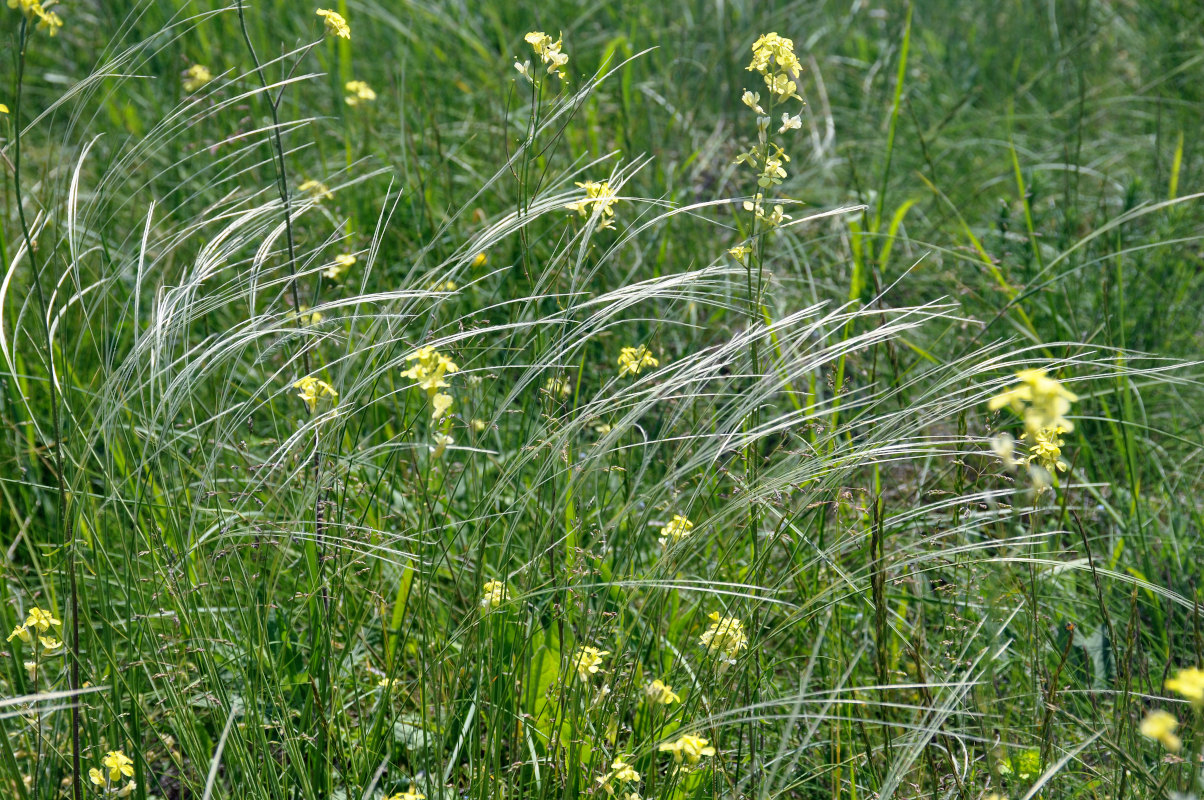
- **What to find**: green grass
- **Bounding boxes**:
[3,1,1204,799]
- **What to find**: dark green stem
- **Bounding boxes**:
[11,19,82,800]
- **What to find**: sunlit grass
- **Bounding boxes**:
[2,2,1204,800]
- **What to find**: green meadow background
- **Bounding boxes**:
[3,1,1204,799]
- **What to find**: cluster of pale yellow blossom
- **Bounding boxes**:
[595,757,640,798]
[88,750,136,797]
[658,733,716,772]
[480,579,510,611]
[730,33,804,243]
[657,514,693,547]
[293,375,339,413]
[987,368,1078,481]
[384,789,424,800]
[516,31,568,82]
[1139,667,1204,752]
[699,612,748,667]
[7,606,63,680]
[617,344,658,377]
[299,179,334,202]
[8,0,63,36]
[183,64,212,92]
[402,347,460,458]
[316,8,350,39]
[345,79,376,106]
[566,179,620,230]
[324,253,356,281]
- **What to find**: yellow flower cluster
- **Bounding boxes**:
[1022,425,1068,473]
[617,345,658,377]
[183,64,212,92]
[402,347,460,458]
[747,33,802,102]
[734,33,804,233]
[595,757,640,798]
[402,347,458,410]
[324,253,356,281]
[566,180,619,230]
[645,679,681,705]
[8,0,63,36]
[1139,710,1180,752]
[6,606,61,647]
[316,8,350,39]
[1166,667,1204,706]
[658,734,715,770]
[480,580,510,611]
[522,31,568,79]
[699,612,748,665]
[293,375,338,412]
[988,368,1078,437]
[88,750,136,796]
[384,789,424,800]
[571,645,609,682]
[299,179,333,201]
[345,79,376,106]
[657,514,693,547]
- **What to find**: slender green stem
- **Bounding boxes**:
[10,19,82,800]
[235,0,311,378]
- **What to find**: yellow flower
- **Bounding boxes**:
[472,252,488,268]
[596,757,641,796]
[658,734,715,766]
[1165,667,1204,706]
[344,80,376,106]
[25,607,60,633]
[617,345,658,378]
[293,376,338,412]
[0,104,9,114]
[23,660,36,680]
[645,679,681,705]
[747,32,801,78]
[471,419,487,432]
[987,368,1078,436]
[401,347,460,398]
[431,392,453,421]
[299,179,333,201]
[480,580,510,610]
[88,768,106,786]
[544,376,572,399]
[700,612,748,664]
[183,64,212,92]
[657,514,693,547]
[1022,426,1068,473]
[35,5,61,35]
[324,253,356,281]
[429,280,458,292]
[316,8,350,39]
[571,645,609,682]
[565,180,619,229]
[38,636,62,651]
[728,244,752,262]
[384,789,425,800]
[296,305,323,325]
[524,31,568,78]
[7,625,31,643]
[778,112,802,133]
[1139,710,1181,752]
[102,751,135,782]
